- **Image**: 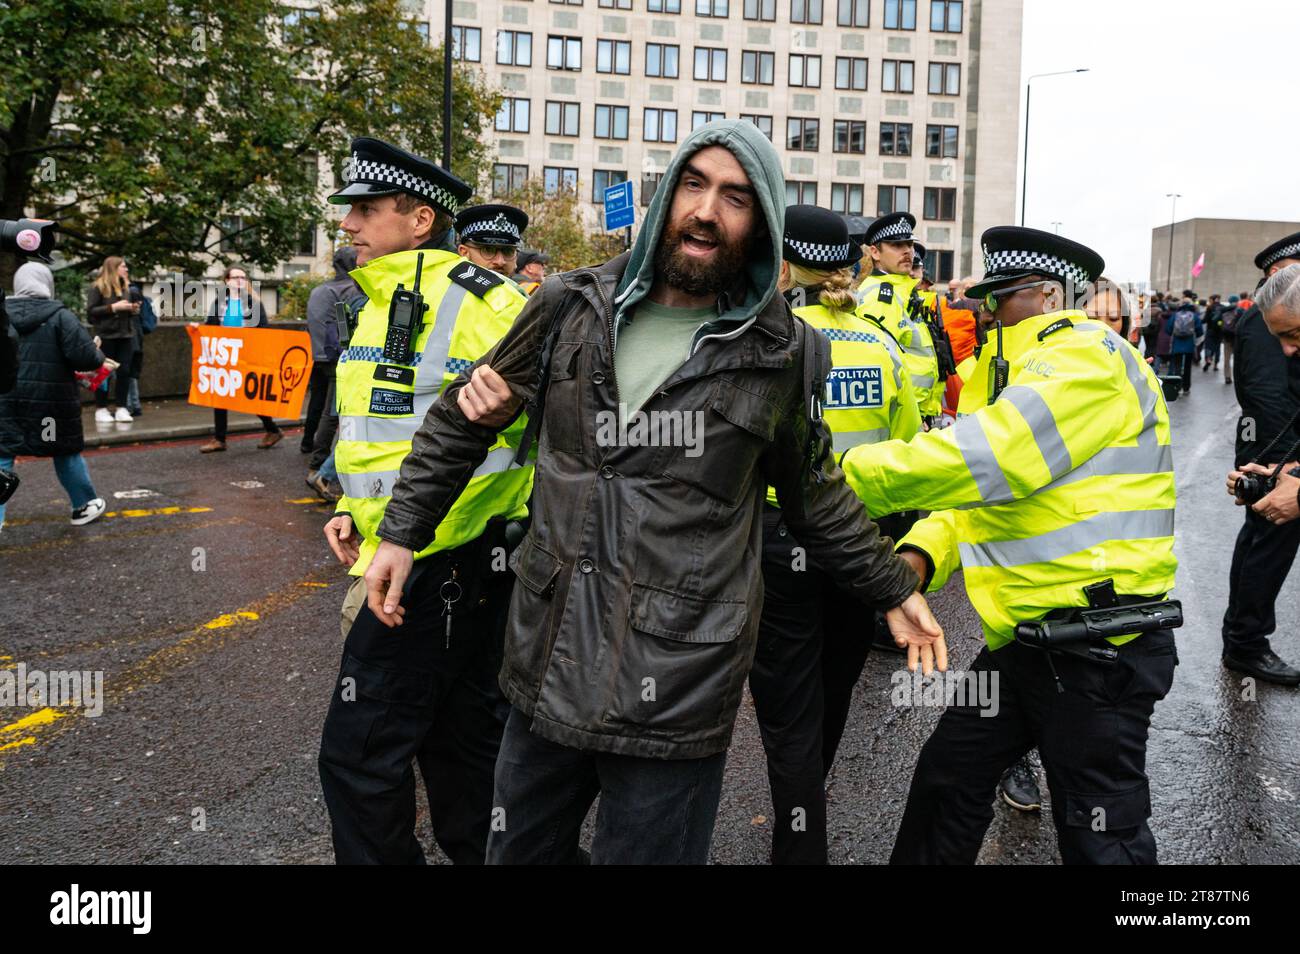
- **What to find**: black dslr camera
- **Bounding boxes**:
[1235,464,1300,505]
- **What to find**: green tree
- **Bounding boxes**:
[505,177,628,273]
[0,0,502,284]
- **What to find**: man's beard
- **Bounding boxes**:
[654,217,750,298]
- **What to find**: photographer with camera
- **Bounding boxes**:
[1222,236,1300,688]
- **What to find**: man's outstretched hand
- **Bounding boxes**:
[886,551,948,676]
[458,365,521,428]
[364,540,415,628]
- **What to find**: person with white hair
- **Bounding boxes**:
[0,262,110,530]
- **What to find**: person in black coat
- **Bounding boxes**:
[85,255,143,423]
[197,264,282,452]
[0,262,109,530]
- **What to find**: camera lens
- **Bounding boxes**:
[1236,473,1274,505]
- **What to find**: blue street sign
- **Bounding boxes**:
[603,180,635,232]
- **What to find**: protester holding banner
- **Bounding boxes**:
[198,265,283,452]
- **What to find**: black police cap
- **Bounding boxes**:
[328,137,472,217]
[783,204,862,271]
[968,226,1104,299]
[1255,230,1300,273]
[863,211,916,247]
[454,204,529,248]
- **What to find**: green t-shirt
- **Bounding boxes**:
[614,300,714,412]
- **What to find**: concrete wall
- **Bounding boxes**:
[1150,217,1300,298]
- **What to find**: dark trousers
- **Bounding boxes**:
[309,378,338,471]
[891,632,1176,865]
[212,408,278,441]
[749,508,875,865]
[318,542,513,864]
[1222,507,1300,658]
[302,361,336,453]
[94,337,136,408]
[486,706,727,865]
[1174,352,1194,392]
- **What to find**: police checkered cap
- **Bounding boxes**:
[863,212,916,246]
[1257,233,1300,272]
[982,247,1091,288]
[786,237,855,265]
[783,204,862,269]
[460,214,522,242]
[345,156,463,216]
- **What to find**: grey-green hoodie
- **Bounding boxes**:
[612,119,786,349]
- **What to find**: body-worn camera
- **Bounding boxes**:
[1236,465,1300,505]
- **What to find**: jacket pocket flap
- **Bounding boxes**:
[510,535,563,597]
[1063,780,1150,829]
[547,340,582,382]
[340,653,435,706]
[710,381,778,441]
[629,582,746,643]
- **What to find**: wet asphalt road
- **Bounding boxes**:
[1,375,1297,865]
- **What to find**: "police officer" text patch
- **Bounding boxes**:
[824,366,884,409]
[369,387,415,416]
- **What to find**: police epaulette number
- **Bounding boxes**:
[449,261,504,298]
[877,283,894,304]
[1037,317,1074,341]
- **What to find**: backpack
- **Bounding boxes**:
[1221,306,1239,334]
[1172,309,1196,339]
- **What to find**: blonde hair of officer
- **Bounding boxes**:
[779,260,859,311]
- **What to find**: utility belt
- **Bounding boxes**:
[1013,579,1182,689]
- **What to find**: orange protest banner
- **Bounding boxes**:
[185,325,314,418]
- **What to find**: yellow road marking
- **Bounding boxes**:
[0,708,71,753]
[107,505,212,519]
[286,497,327,505]
[203,611,259,630]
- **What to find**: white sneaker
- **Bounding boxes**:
[113,407,133,423]
[71,497,106,526]
[94,408,114,424]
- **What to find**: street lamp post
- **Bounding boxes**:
[1165,193,1182,293]
[443,1,454,171]
[1051,221,1063,235]
[1020,69,1089,227]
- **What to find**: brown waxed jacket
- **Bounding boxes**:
[378,252,918,759]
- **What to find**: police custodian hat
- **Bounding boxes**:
[783,205,862,270]
[328,137,472,217]
[863,211,916,247]
[455,204,529,248]
[967,226,1104,299]
[1255,230,1300,273]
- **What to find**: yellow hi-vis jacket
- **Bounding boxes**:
[766,300,920,506]
[335,248,531,575]
[841,311,1177,650]
[857,270,942,418]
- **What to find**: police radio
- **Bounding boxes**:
[334,300,353,349]
[988,320,1010,402]
[383,252,428,365]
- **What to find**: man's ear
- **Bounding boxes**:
[411,204,437,243]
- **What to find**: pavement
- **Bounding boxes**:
[0,368,1297,864]
[80,397,303,449]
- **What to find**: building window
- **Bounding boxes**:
[882,58,914,92]
[496,97,531,133]
[835,56,867,90]
[790,0,823,24]
[880,121,912,154]
[595,103,630,139]
[549,0,582,4]
[877,184,910,215]
[740,113,773,140]
[597,38,631,74]
[546,35,582,70]
[789,54,821,87]
[493,163,528,197]
[831,183,864,215]
[927,249,955,281]
[833,119,866,153]
[696,0,729,16]
[694,47,727,81]
[592,169,629,203]
[644,107,679,142]
[648,0,681,11]
[923,186,956,220]
[692,110,725,129]
[646,43,680,77]
[928,61,960,95]
[641,172,664,206]
[786,180,816,205]
[545,100,580,136]
[884,0,916,29]
[786,116,820,151]
[497,30,533,66]
[744,0,776,20]
[451,26,481,61]
[930,0,962,32]
[220,216,246,253]
[543,166,579,194]
[742,50,775,85]
[925,123,958,158]
[599,0,632,7]
[297,225,317,256]
[837,0,868,26]
[396,20,428,42]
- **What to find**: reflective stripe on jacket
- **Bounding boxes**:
[842,311,1177,649]
[857,271,942,417]
[335,247,531,574]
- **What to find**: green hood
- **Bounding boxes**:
[613,119,786,334]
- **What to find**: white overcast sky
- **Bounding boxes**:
[1017,0,1299,283]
